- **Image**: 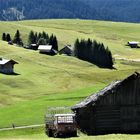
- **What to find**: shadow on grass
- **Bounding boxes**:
[125,44,140,48]
[0,72,20,76]
[44,96,87,101]
[58,135,79,138]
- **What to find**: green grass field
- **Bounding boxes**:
[1,127,140,140]
[0,19,140,139]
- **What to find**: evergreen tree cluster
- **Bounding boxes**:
[28,31,58,51]
[2,33,11,42]
[2,30,23,46]
[74,39,114,68]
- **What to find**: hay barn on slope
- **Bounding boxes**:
[59,45,73,56]
[0,58,18,74]
[38,45,57,55]
[72,72,140,135]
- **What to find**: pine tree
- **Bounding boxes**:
[52,36,58,51]
[37,32,42,42]
[13,30,23,46]
[34,32,38,43]
[106,47,114,68]
[2,33,6,41]
[37,38,46,45]
[74,38,80,57]
[6,34,11,42]
[49,34,54,46]
[42,31,49,43]
[28,30,37,45]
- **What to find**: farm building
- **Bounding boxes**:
[72,72,140,135]
[38,45,57,55]
[128,41,140,48]
[0,58,18,74]
[30,44,38,50]
[59,45,73,56]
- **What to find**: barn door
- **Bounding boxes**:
[121,106,139,132]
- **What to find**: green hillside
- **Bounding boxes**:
[0,19,140,135]
[1,19,140,59]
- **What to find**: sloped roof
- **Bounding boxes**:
[72,72,140,110]
[0,58,18,65]
[59,45,73,52]
[128,41,139,45]
[38,45,52,51]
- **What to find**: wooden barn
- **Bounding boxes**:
[0,58,18,74]
[59,45,73,56]
[72,72,140,135]
[30,44,38,50]
[128,42,140,48]
[38,45,57,55]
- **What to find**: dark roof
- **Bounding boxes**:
[72,72,140,110]
[59,45,73,52]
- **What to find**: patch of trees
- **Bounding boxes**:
[74,38,114,68]
[2,30,23,45]
[27,31,58,51]
[2,33,11,42]
[2,30,58,52]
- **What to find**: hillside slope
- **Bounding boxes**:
[0,19,140,128]
[1,19,140,59]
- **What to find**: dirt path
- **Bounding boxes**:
[115,58,140,62]
[0,124,44,131]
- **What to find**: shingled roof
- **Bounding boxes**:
[71,72,140,110]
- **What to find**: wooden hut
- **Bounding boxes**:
[0,58,18,74]
[72,72,140,135]
[38,45,57,55]
[30,44,38,50]
[128,42,139,48]
[59,45,73,56]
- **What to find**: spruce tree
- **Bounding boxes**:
[37,32,42,42]
[52,36,58,51]
[74,38,80,57]
[6,34,11,42]
[28,30,36,45]
[34,32,38,43]
[13,30,23,46]
[41,31,49,44]
[2,33,6,41]
[49,34,54,46]
[37,38,46,45]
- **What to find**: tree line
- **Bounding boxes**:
[28,31,58,51]
[74,38,114,68]
[2,30,23,45]
[2,30,58,51]
[2,31,114,69]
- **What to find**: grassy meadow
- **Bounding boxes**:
[1,127,140,140]
[0,19,140,139]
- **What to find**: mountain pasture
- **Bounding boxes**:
[0,19,140,138]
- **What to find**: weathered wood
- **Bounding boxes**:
[72,72,140,135]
